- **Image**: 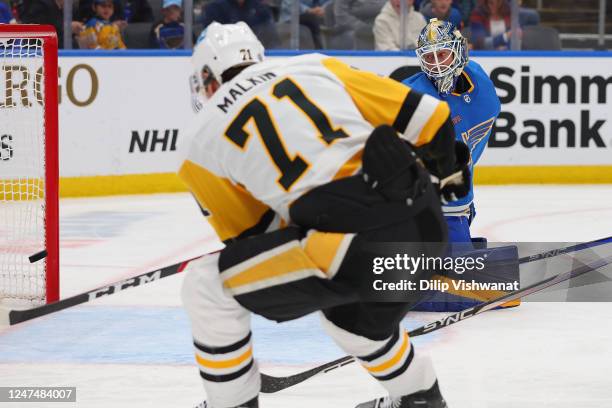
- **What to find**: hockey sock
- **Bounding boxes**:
[321,314,437,398]
[182,254,260,407]
[194,332,260,408]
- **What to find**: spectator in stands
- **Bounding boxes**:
[78,0,127,49]
[469,0,515,49]
[19,0,84,48]
[373,0,426,50]
[78,0,122,23]
[420,0,462,29]
[328,0,386,49]
[262,0,280,21]
[124,0,154,22]
[202,0,279,48]
[78,0,153,26]
[517,0,539,27]
[280,0,330,49]
[334,0,386,32]
[149,0,187,48]
[453,0,476,26]
[0,1,16,23]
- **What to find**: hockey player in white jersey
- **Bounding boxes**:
[180,22,470,408]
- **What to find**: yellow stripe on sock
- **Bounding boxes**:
[364,332,409,374]
[195,347,253,370]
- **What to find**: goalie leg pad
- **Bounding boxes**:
[414,244,521,312]
[445,215,473,244]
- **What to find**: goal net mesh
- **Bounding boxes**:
[0,37,48,305]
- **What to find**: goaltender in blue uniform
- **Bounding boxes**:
[400,19,518,312]
[402,18,501,244]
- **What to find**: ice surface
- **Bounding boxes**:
[1,186,611,407]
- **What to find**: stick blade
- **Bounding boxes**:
[260,355,355,393]
[29,249,48,263]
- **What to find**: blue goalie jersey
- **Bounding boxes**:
[403,60,500,217]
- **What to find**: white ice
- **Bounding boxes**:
[1,185,612,408]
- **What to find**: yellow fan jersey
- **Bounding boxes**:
[179,54,450,242]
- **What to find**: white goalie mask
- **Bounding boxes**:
[189,22,265,112]
[415,19,468,95]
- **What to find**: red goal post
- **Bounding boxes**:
[0,25,59,306]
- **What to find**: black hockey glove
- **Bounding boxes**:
[362,125,428,203]
[435,141,471,204]
[414,116,457,180]
[411,115,470,203]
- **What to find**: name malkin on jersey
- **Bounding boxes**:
[216,72,277,113]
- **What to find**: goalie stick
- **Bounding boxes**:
[251,236,612,394]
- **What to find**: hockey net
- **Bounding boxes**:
[0,25,59,307]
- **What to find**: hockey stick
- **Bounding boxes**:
[517,236,612,264]
[254,237,612,393]
[16,237,604,326]
[260,355,356,393]
[409,252,612,336]
[2,254,209,326]
[354,253,612,408]
[4,251,344,395]
[28,249,48,263]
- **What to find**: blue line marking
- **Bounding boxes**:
[61,211,160,239]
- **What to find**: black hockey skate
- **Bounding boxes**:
[356,381,447,408]
[195,396,258,408]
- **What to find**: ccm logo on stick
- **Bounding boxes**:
[87,270,162,301]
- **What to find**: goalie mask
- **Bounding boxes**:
[189,22,265,112]
[416,18,468,95]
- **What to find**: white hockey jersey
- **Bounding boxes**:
[179,53,450,242]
